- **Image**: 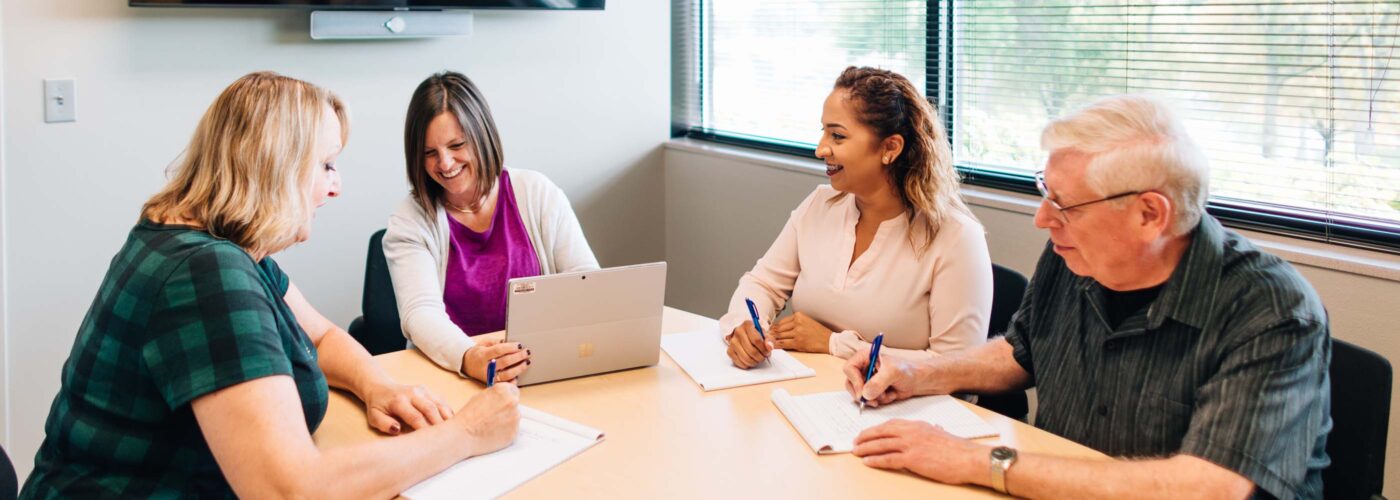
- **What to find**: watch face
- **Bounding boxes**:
[991,447,1016,460]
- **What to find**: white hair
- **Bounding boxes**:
[1040,94,1210,236]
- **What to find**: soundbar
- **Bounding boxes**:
[310,10,473,40]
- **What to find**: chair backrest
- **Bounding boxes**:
[351,229,407,355]
[989,264,1029,338]
[0,444,15,500]
[977,264,1031,422]
[1324,338,1390,500]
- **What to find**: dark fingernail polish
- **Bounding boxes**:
[390,424,400,434]
[517,343,523,349]
[527,349,532,355]
[527,360,532,365]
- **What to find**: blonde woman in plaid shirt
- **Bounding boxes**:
[23,72,520,499]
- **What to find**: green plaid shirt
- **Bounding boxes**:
[21,220,328,498]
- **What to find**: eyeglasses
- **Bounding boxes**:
[1034,170,1142,224]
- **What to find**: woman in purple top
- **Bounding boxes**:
[441,169,541,336]
[384,71,601,385]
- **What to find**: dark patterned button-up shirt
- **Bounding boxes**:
[1004,216,1330,500]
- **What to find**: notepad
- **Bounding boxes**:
[771,388,998,454]
[402,406,604,500]
[662,329,816,391]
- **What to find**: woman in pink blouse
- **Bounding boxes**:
[722,67,993,368]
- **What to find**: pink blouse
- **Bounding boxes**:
[719,186,993,361]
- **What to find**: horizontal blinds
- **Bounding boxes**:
[673,0,702,135]
[953,0,1400,226]
[695,0,928,147]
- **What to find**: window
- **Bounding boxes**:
[673,0,1400,252]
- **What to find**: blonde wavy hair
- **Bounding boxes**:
[142,71,348,257]
[832,66,974,253]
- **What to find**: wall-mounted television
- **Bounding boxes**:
[130,0,604,10]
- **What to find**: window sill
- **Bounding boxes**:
[666,138,1400,283]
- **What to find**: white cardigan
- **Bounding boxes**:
[383,168,600,375]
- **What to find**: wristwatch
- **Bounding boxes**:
[989,446,1018,495]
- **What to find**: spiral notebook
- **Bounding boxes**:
[771,389,998,454]
[402,406,604,500]
[662,329,816,391]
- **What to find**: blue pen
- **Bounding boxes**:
[744,298,771,366]
[486,358,498,388]
[859,333,885,413]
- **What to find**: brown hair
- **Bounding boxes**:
[142,71,348,257]
[403,71,505,215]
[833,66,972,252]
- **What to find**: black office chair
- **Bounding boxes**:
[1323,338,1390,500]
[347,229,408,355]
[975,264,1031,422]
[0,444,15,500]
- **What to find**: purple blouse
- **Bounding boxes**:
[443,170,542,336]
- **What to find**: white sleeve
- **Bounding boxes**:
[383,204,475,376]
[828,330,942,361]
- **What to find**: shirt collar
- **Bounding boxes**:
[1145,216,1224,330]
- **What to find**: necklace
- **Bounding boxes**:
[443,198,481,214]
[444,183,496,215]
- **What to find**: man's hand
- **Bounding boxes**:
[852,419,989,486]
[843,346,924,407]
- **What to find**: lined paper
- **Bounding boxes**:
[771,389,998,454]
[402,406,604,500]
[662,329,816,391]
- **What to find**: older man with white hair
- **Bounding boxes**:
[844,95,1330,500]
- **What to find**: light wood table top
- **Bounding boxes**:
[314,307,1104,498]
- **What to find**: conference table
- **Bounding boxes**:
[313,307,1106,498]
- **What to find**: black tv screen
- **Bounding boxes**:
[131,0,604,9]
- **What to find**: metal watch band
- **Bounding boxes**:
[989,446,1017,494]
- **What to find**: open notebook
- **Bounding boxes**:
[662,329,816,391]
[771,389,998,454]
[402,406,604,500]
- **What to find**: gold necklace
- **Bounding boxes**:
[443,198,480,214]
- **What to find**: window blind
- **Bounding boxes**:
[675,0,929,150]
[673,0,1400,250]
[953,0,1400,238]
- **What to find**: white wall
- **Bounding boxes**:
[0,0,668,477]
[665,140,1400,497]
[0,0,9,454]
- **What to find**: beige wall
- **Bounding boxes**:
[0,0,668,477]
[665,140,1400,497]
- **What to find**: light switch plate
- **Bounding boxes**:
[44,79,75,123]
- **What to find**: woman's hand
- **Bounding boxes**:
[456,383,522,457]
[725,321,773,369]
[771,312,833,353]
[362,383,454,435]
[462,339,531,384]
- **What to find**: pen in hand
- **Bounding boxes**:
[486,358,498,388]
[744,298,772,367]
[858,333,885,414]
